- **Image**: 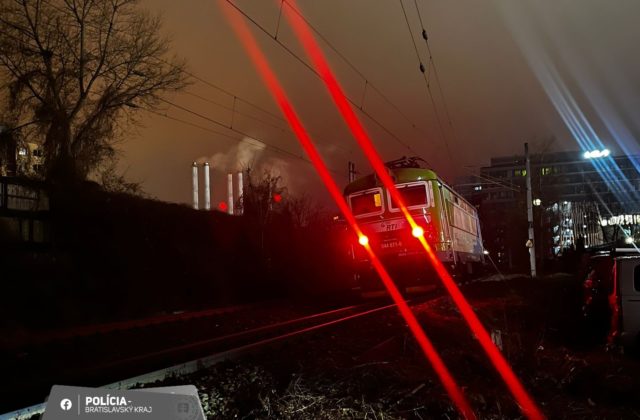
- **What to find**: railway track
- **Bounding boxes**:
[3,295,445,420]
[3,304,256,351]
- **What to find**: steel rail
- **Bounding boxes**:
[1,300,409,420]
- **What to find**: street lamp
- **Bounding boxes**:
[583,149,610,159]
[533,198,542,206]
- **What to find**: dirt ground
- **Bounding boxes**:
[143,274,640,419]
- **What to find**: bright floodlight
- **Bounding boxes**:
[533,198,542,206]
[625,237,634,244]
[412,226,424,238]
[358,235,369,246]
[583,149,611,159]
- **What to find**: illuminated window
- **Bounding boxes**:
[541,167,552,176]
[514,169,527,177]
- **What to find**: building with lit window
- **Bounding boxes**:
[456,150,640,270]
[0,125,44,177]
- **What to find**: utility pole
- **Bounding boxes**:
[525,142,537,277]
[348,161,356,183]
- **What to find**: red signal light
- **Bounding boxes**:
[218,201,228,211]
[273,193,282,203]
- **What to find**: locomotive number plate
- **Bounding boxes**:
[381,240,402,249]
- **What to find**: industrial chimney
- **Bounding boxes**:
[237,171,244,215]
[203,162,211,210]
[192,162,199,210]
[227,173,234,215]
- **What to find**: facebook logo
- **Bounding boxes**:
[60,398,73,411]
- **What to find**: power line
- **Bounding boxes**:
[157,98,343,176]
[149,109,266,152]
[413,0,462,164]
[184,90,288,133]
[224,0,418,157]
[281,0,428,137]
[160,60,354,157]
[398,0,454,169]
[463,172,521,192]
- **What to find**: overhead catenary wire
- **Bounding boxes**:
[37,0,427,170]
[463,173,521,193]
[12,0,433,175]
[5,8,353,172]
[149,109,268,153]
[183,89,357,158]
[156,98,343,176]
[281,0,429,136]
[413,0,468,171]
[398,0,454,169]
[224,0,419,158]
[162,61,354,157]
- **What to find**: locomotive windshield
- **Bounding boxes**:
[389,183,432,209]
[349,189,383,216]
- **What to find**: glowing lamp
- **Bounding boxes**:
[625,237,634,244]
[412,226,424,238]
[583,149,611,159]
[358,235,369,246]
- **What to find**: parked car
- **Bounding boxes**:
[582,248,640,347]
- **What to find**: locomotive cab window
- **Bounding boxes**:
[388,182,433,211]
[349,188,384,217]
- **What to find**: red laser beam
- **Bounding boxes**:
[220,3,475,418]
[281,3,544,419]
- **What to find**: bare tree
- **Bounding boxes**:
[0,0,188,182]
[286,193,328,229]
[242,168,287,250]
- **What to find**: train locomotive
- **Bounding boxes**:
[344,157,485,293]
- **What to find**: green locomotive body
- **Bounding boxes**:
[344,160,485,291]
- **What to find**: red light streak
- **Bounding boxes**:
[281,3,544,419]
[220,3,475,418]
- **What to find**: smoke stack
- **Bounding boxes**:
[237,171,244,215]
[227,173,234,215]
[192,162,199,210]
[203,162,211,210]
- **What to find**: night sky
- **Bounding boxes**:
[123,0,640,206]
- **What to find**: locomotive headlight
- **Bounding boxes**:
[358,235,369,246]
[411,226,424,238]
